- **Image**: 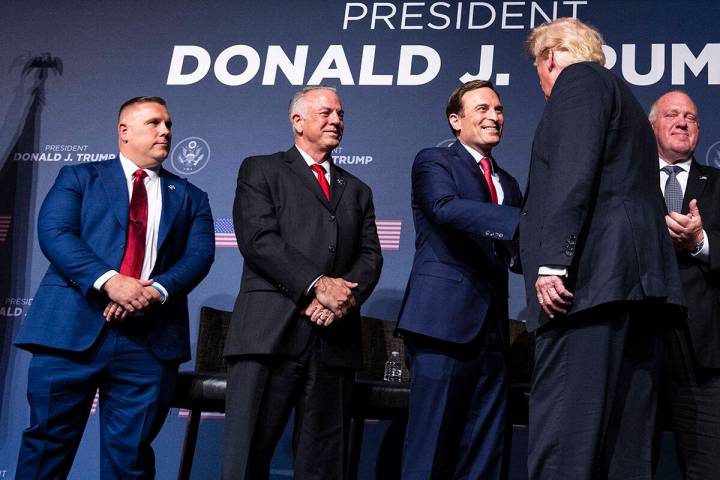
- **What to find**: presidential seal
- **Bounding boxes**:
[171,137,210,174]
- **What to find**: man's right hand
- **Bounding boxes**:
[102,274,154,312]
[313,276,358,317]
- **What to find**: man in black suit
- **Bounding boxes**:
[520,18,683,479]
[650,91,720,478]
[222,86,383,479]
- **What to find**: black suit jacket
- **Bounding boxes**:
[678,161,720,368]
[225,146,383,368]
[519,62,683,331]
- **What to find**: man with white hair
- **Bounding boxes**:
[222,86,383,479]
[650,90,720,479]
[520,18,683,479]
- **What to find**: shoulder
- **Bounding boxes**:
[239,150,288,173]
[555,62,614,93]
[694,161,720,178]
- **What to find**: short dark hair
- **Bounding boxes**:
[446,80,497,136]
[118,96,167,119]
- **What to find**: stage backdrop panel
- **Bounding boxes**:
[0,1,717,478]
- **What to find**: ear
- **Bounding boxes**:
[448,113,462,135]
[546,49,557,72]
[118,123,129,143]
[291,113,303,134]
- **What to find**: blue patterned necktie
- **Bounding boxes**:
[661,165,683,213]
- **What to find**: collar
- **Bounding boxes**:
[119,153,160,181]
[459,142,495,174]
[295,144,331,172]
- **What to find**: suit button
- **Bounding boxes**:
[329,215,336,222]
[328,245,336,253]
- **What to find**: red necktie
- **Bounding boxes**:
[480,157,498,204]
[119,169,148,278]
[311,163,330,200]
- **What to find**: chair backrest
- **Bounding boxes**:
[508,319,534,386]
[359,316,410,383]
[195,306,232,373]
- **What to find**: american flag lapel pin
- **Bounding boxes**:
[168,184,176,190]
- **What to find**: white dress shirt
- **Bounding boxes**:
[94,153,168,299]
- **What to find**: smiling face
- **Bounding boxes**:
[651,92,699,165]
[291,88,344,161]
[449,87,504,157]
[118,101,172,168]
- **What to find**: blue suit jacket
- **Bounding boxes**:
[15,158,215,361]
[396,141,521,343]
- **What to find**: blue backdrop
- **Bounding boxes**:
[1,1,719,478]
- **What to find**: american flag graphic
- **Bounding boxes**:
[376,220,402,251]
[214,217,238,248]
[0,214,11,243]
[215,217,402,251]
[178,409,225,419]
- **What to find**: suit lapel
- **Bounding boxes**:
[157,169,186,250]
[285,146,332,210]
[97,158,129,231]
[328,163,346,213]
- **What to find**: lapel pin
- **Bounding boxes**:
[337,178,345,185]
[168,184,176,190]
[700,176,708,180]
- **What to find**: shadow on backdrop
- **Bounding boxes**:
[0,53,61,437]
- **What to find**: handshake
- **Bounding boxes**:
[303,275,358,327]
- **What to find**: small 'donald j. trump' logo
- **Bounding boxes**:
[706,141,720,169]
[171,137,210,174]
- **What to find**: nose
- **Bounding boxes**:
[159,122,171,136]
[328,111,342,125]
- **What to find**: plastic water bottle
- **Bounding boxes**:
[383,351,403,383]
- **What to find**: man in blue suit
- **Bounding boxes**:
[14,96,215,478]
[396,80,522,479]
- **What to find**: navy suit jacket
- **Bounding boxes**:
[677,161,720,368]
[396,141,521,343]
[519,62,683,331]
[15,158,215,362]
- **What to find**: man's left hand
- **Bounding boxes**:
[666,198,704,251]
[535,274,574,319]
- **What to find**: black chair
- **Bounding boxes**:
[346,316,411,480]
[172,306,231,480]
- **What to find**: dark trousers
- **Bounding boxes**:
[660,323,720,479]
[401,310,509,480]
[223,334,354,480]
[16,325,177,479]
[528,301,667,480]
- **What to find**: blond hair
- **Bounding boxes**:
[526,17,605,68]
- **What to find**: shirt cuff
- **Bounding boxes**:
[94,270,118,290]
[691,230,710,263]
[538,266,568,277]
[306,275,324,296]
[151,282,168,304]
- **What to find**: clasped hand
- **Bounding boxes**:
[102,274,161,321]
[303,276,358,327]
